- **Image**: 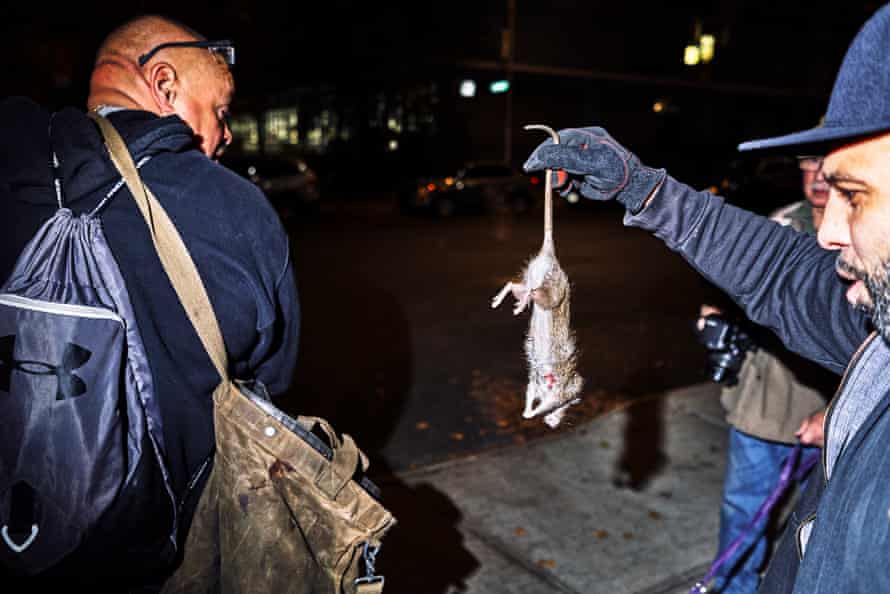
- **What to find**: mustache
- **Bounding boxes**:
[836,255,867,282]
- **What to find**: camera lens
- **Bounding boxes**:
[706,349,744,386]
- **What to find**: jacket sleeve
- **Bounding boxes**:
[250,239,300,396]
[624,176,870,375]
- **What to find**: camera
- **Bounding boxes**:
[694,314,757,386]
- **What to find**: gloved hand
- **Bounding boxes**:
[523,127,666,214]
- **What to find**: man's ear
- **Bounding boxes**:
[147,63,179,115]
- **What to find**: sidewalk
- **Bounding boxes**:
[381,382,730,594]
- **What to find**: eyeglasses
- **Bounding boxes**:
[138,39,235,67]
[797,156,823,172]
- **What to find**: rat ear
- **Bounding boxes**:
[147,62,179,115]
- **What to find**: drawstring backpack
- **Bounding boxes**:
[0,115,178,579]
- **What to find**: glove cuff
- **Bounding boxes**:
[619,165,667,214]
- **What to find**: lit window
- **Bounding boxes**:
[264,107,299,153]
[230,115,259,153]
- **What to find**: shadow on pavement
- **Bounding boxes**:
[612,395,668,491]
[372,476,480,594]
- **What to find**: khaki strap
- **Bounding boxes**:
[89,112,228,381]
[356,581,385,594]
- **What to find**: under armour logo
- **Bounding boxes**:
[0,335,92,400]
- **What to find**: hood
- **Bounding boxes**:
[0,96,197,209]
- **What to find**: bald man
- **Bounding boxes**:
[88,16,234,160]
[0,15,299,591]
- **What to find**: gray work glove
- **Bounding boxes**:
[522,127,666,214]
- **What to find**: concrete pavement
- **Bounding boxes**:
[379,382,733,594]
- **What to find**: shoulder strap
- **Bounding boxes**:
[88,112,229,382]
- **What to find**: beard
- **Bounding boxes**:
[837,255,890,342]
[864,265,890,342]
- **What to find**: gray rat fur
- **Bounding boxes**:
[491,124,583,427]
[491,231,583,427]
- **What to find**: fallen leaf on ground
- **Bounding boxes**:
[593,530,609,539]
[514,527,527,537]
[648,510,662,520]
[536,559,557,569]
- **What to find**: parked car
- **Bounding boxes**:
[398,161,537,217]
[221,154,321,219]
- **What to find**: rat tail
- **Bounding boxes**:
[540,232,555,256]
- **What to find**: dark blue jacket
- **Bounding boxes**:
[626,177,890,593]
[0,97,300,560]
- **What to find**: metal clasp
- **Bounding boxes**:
[354,541,385,588]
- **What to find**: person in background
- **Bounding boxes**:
[0,14,299,591]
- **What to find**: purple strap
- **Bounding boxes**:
[690,443,819,593]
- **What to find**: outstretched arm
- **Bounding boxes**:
[624,177,867,374]
[524,127,870,373]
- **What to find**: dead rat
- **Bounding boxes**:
[491,124,583,428]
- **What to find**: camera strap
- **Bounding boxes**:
[689,443,819,594]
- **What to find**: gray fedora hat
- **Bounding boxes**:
[739,2,890,152]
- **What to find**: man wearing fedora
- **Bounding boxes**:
[524,3,890,592]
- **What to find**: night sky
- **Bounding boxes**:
[1,1,883,109]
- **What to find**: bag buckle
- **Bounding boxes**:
[354,542,385,589]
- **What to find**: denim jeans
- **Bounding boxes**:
[711,428,816,594]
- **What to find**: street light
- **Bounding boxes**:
[490,80,510,94]
[684,28,716,66]
[459,79,477,98]
[700,34,715,63]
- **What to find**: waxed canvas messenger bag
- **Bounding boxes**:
[91,113,396,594]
